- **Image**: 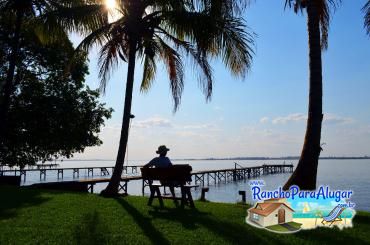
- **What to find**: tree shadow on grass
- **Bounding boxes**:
[115,198,171,245]
[73,211,108,245]
[0,186,51,220]
[146,204,278,244]
[148,207,208,230]
[295,226,368,244]
[353,212,370,224]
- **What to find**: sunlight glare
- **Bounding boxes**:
[105,0,117,10]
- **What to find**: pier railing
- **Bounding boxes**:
[0,163,294,195]
[0,165,141,181]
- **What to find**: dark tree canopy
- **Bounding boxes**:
[0,14,112,168]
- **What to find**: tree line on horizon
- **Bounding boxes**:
[0,0,369,196]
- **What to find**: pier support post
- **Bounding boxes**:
[200,187,209,201]
[239,190,246,203]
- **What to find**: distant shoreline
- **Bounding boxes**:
[61,156,370,161]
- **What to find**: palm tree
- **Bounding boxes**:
[0,0,107,143]
[76,0,254,197]
[283,0,340,190]
[314,209,323,226]
[364,1,370,35]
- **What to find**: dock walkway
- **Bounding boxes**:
[1,163,293,194]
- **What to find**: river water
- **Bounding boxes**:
[5,159,370,212]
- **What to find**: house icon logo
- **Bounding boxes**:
[246,183,356,233]
[246,198,302,233]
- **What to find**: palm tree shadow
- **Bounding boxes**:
[147,205,274,244]
[115,198,170,245]
[147,206,208,230]
[73,211,108,245]
[0,186,51,220]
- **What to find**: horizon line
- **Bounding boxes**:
[54,155,370,162]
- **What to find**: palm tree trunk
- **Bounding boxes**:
[0,10,23,142]
[101,40,137,197]
[283,0,323,190]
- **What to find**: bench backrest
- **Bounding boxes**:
[140,164,192,183]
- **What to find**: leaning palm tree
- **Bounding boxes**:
[76,0,254,196]
[364,1,370,35]
[283,0,340,190]
[0,0,107,143]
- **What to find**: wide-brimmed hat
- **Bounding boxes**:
[156,145,170,154]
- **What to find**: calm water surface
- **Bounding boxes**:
[12,159,370,211]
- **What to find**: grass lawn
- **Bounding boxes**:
[266,222,302,233]
[265,224,291,232]
[1,186,370,244]
[287,222,303,229]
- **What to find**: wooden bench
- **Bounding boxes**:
[141,165,198,208]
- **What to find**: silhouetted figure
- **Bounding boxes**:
[144,145,177,202]
[144,145,172,168]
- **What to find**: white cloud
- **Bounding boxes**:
[213,106,223,112]
[270,113,354,125]
[272,113,306,124]
[133,117,172,128]
[260,117,269,123]
[183,123,217,130]
[324,113,354,125]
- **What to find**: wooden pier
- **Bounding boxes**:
[74,163,293,195]
[141,163,293,195]
[2,163,293,195]
[0,165,140,182]
[190,163,293,186]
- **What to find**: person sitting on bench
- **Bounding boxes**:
[144,145,177,199]
[144,145,173,168]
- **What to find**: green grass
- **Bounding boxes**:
[266,222,302,232]
[0,186,370,244]
[287,222,303,229]
[265,224,290,232]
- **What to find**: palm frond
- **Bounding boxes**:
[219,18,254,78]
[285,0,341,50]
[97,37,122,93]
[364,1,370,35]
[157,38,184,111]
[43,3,109,35]
[155,28,213,100]
[31,15,68,44]
[76,20,120,53]
[140,54,157,93]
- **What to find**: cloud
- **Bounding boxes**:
[183,124,217,130]
[133,117,172,128]
[270,113,354,125]
[260,117,269,123]
[324,114,354,125]
[272,113,306,124]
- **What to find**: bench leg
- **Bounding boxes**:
[148,186,164,208]
[155,186,164,208]
[185,187,195,208]
[169,186,179,206]
[180,187,187,208]
[148,186,155,206]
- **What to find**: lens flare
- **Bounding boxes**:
[105,0,116,10]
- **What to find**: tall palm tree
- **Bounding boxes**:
[0,0,107,143]
[364,1,370,35]
[76,0,254,197]
[283,0,340,190]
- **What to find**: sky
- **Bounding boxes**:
[73,1,370,160]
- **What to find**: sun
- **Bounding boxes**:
[105,0,117,10]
